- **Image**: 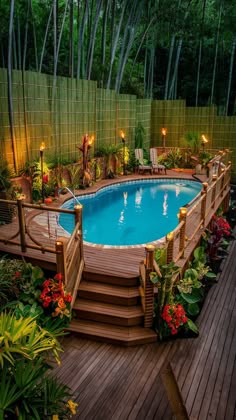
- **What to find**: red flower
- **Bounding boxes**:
[65,294,72,303]
[52,293,61,301]
[54,273,63,282]
[14,271,21,278]
[42,174,49,184]
[162,303,188,335]
[43,279,51,287]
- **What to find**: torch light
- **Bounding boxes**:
[120,130,127,175]
[161,128,167,150]
[201,134,208,151]
[40,142,45,203]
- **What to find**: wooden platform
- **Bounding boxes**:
[53,237,236,419]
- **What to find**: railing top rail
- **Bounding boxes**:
[22,202,76,214]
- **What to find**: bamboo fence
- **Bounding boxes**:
[0,68,235,181]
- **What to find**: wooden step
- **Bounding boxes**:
[68,319,157,346]
[78,280,140,306]
[73,299,144,326]
[83,269,139,287]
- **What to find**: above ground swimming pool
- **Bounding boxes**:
[59,179,202,247]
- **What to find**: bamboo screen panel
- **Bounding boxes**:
[212,116,236,178]
[0,69,28,171]
[23,71,52,161]
[151,100,185,147]
[116,94,137,149]
[185,106,217,149]
[0,70,10,163]
[136,99,152,150]
[48,77,97,162]
[151,100,165,146]
[96,88,117,149]
[163,100,186,147]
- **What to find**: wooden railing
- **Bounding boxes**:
[0,199,84,300]
[140,161,231,327]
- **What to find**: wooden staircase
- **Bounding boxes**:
[68,269,157,346]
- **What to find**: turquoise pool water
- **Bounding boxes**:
[59,179,202,246]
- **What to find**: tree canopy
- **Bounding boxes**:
[0,0,235,114]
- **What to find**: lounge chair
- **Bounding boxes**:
[135,149,153,174]
[150,148,166,174]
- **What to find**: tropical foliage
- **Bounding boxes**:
[0,258,77,419]
[150,212,232,340]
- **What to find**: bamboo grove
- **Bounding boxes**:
[0,0,235,113]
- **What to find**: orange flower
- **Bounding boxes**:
[58,298,66,309]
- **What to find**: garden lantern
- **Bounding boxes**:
[120,130,127,175]
[40,142,45,203]
[201,134,208,151]
[161,128,167,149]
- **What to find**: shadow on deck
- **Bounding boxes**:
[53,237,236,419]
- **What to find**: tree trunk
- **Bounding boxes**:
[115,0,142,92]
[225,35,236,115]
[195,0,206,106]
[86,0,103,80]
[101,0,110,87]
[210,2,223,105]
[164,35,175,99]
[53,0,69,96]
[17,16,22,70]
[69,0,74,77]
[129,15,156,83]
[7,0,17,172]
[23,0,30,71]
[29,0,38,71]
[76,0,89,79]
[106,0,127,90]
[168,39,182,99]
[39,3,53,73]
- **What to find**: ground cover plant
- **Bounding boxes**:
[0,258,78,419]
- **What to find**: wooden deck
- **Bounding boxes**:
[53,236,236,419]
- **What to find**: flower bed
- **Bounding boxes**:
[150,211,233,341]
[0,259,78,419]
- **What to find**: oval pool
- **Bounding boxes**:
[59,179,202,247]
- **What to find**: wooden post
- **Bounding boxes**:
[17,197,26,252]
[56,238,68,286]
[179,207,187,258]
[211,174,217,209]
[201,182,208,226]
[144,245,155,328]
[74,204,83,259]
[166,232,174,264]
[220,168,225,197]
[223,191,230,213]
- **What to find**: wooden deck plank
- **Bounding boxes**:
[74,346,124,417]
[79,346,146,419]
[52,235,236,420]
